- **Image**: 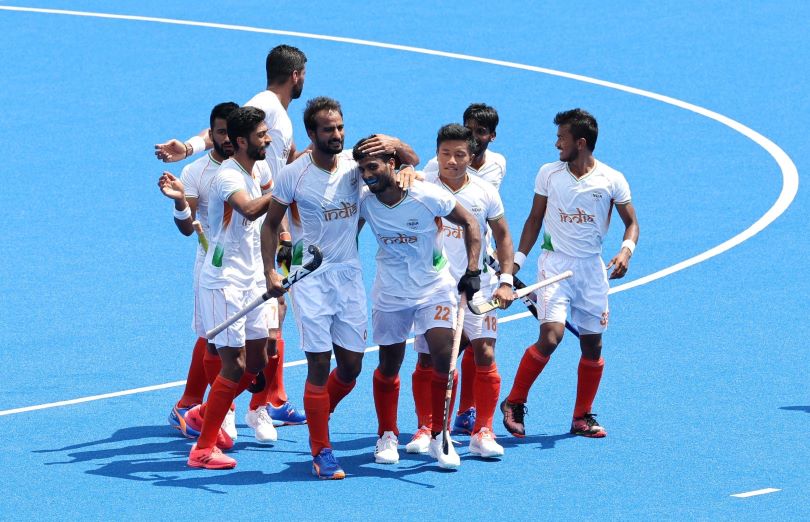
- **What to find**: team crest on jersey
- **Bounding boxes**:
[592,192,603,200]
[406,218,419,230]
[470,204,483,214]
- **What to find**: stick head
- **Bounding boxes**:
[304,244,323,271]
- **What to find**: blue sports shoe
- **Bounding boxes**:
[266,401,307,427]
[312,448,346,480]
[453,407,476,435]
[169,405,200,438]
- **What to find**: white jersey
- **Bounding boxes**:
[535,160,631,257]
[199,158,272,289]
[179,152,223,264]
[244,90,293,179]
[426,172,504,284]
[359,182,457,310]
[272,151,362,273]
[423,150,507,190]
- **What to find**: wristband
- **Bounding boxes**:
[621,239,636,255]
[513,251,527,268]
[279,232,292,242]
[173,205,192,220]
[185,135,206,157]
[499,273,514,287]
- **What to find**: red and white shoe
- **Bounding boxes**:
[187,443,236,469]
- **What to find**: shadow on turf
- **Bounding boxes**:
[780,405,810,413]
[33,426,466,492]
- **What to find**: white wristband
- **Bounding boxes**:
[621,239,636,255]
[499,273,514,287]
[513,251,527,268]
[173,205,192,220]
[185,135,206,157]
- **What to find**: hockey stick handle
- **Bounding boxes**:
[205,245,322,339]
[486,255,579,337]
[469,270,573,315]
[443,293,467,455]
[192,220,209,253]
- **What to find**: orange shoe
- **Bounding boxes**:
[187,443,236,469]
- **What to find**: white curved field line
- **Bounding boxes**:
[0,5,798,417]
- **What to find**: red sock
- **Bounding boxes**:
[373,369,400,436]
[327,368,356,413]
[304,381,331,456]
[202,350,221,387]
[506,345,550,404]
[234,370,259,398]
[430,369,458,434]
[457,346,475,414]
[268,338,288,406]
[574,357,604,418]
[197,375,238,449]
[249,362,275,410]
[411,364,433,428]
[472,363,501,433]
[177,337,208,408]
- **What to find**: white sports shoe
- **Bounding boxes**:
[221,408,238,441]
[405,426,432,454]
[245,407,278,443]
[469,427,504,458]
[428,432,461,469]
[374,431,400,464]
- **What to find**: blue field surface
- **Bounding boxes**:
[1,1,807,519]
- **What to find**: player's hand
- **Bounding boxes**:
[458,269,482,301]
[492,284,516,309]
[158,171,186,201]
[276,240,293,274]
[356,133,400,157]
[155,139,187,163]
[395,165,420,189]
[606,250,631,279]
[265,270,287,298]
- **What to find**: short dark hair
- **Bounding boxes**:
[303,96,342,132]
[436,123,477,154]
[554,108,598,151]
[209,101,239,128]
[352,135,395,163]
[463,103,499,133]
[265,45,307,85]
[226,106,266,151]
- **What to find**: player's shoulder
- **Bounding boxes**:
[411,178,452,201]
[539,160,566,174]
[423,157,439,171]
[244,90,278,110]
[486,150,507,167]
[594,159,626,180]
[181,152,213,177]
[422,169,440,184]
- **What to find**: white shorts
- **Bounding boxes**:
[289,267,368,353]
[413,305,497,354]
[373,297,457,346]
[535,249,609,334]
[199,285,277,349]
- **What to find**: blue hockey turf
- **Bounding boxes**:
[1,1,807,519]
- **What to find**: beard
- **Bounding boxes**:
[247,142,267,161]
[315,136,343,155]
[213,140,234,159]
[291,80,304,100]
[560,147,579,163]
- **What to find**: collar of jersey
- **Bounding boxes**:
[231,158,255,179]
[309,152,341,175]
[440,176,470,194]
[380,189,409,209]
[566,160,598,183]
[207,151,222,166]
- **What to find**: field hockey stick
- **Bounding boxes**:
[468,270,573,315]
[205,245,323,339]
[192,220,209,253]
[443,293,467,455]
[486,255,579,338]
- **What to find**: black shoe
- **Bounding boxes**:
[500,399,527,437]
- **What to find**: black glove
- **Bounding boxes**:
[457,268,481,300]
[246,371,266,393]
[276,240,293,273]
